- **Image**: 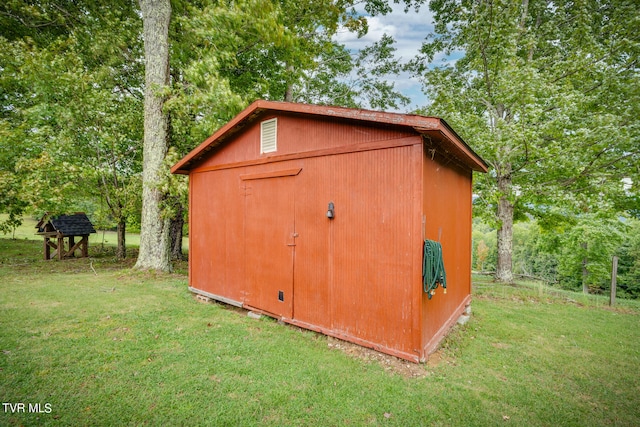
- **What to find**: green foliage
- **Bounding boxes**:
[472,218,497,272]
[167,0,411,146]
[511,221,559,282]
[0,171,26,235]
[1,0,144,249]
[11,0,638,280]
[613,219,640,298]
[410,0,640,281]
[474,215,640,298]
[556,214,626,293]
[351,34,411,110]
[15,152,84,214]
[158,147,188,222]
[167,0,262,155]
[2,0,418,248]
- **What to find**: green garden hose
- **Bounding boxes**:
[423,239,447,299]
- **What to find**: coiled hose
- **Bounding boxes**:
[423,239,447,299]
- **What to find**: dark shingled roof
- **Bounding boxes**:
[40,213,96,236]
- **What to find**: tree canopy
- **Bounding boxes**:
[409,0,640,282]
[1,0,638,291]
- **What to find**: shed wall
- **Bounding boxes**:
[189,169,246,303]
[187,111,475,362]
[188,121,425,359]
[192,113,414,171]
[421,149,473,355]
[316,146,419,355]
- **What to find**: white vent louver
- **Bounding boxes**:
[260,118,277,154]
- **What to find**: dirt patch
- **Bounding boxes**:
[326,337,454,378]
[425,347,455,368]
[491,342,511,349]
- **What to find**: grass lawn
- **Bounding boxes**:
[1,238,639,426]
[0,214,188,251]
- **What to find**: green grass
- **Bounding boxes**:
[1,239,639,426]
[1,214,138,247]
[0,214,188,250]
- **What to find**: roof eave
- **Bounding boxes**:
[171,100,489,174]
[416,119,488,173]
[171,101,270,174]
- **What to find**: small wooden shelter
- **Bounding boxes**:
[36,213,96,260]
[172,100,487,362]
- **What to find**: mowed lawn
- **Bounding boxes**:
[1,238,639,426]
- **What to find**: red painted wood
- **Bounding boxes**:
[175,102,485,362]
[172,101,487,174]
[244,175,295,318]
[420,147,473,358]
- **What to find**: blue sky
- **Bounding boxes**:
[333,3,462,112]
[334,3,432,111]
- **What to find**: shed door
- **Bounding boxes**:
[243,175,296,318]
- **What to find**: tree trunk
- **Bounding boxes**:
[582,242,589,294]
[170,202,184,261]
[116,219,126,259]
[284,64,295,102]
[495,172,515,283]
[135,0,172,272]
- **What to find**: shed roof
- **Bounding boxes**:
[36,213,96,236]
[171,100,488,174]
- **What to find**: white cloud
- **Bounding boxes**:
[334,16,399,47]
[332,3,438,111]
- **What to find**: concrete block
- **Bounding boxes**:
[196,294,211,303]
[457,314,470,326]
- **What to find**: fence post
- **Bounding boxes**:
[610,256,618,307]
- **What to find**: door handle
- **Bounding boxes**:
[288,232,299,246]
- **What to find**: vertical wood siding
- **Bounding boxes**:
[421,149,473,355]
[293,145,420,356]
[190,169,245,303]
[192,114,413,171]
[186,111,475,362]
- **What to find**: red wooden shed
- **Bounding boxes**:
[172,100,487,362]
